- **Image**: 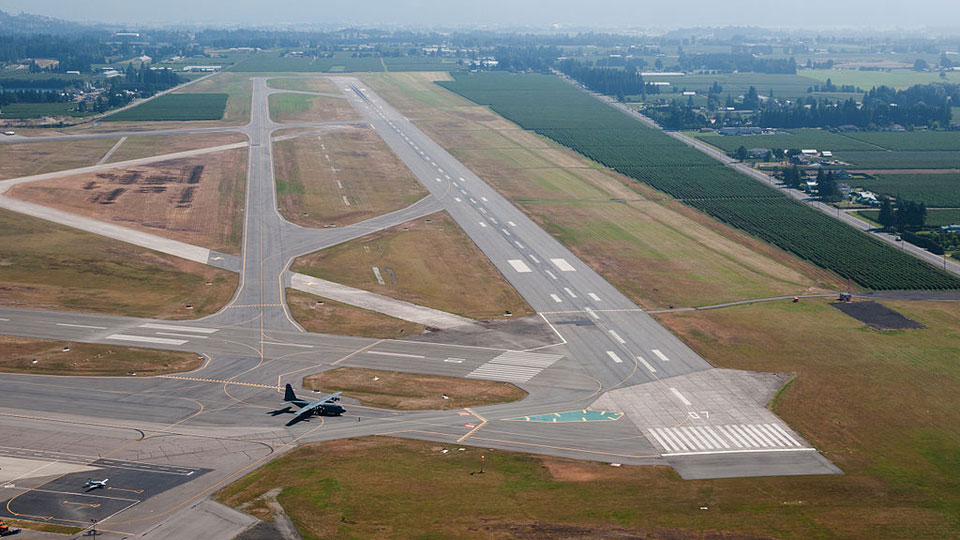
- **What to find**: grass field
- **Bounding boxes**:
[9,148,248,254]
[230,52,459,73]
[437,72,960,290]
[0,336,201,376]
[835,150,960,169]
[292,212,533,320]
[266,77,339,93]
[803,68,954,89]
[0,101,91,119]
[103,93,228,122]
[273,128,427,227]
[285,289,425,338]
[302,367,526,410]
[267,92,358,123]
[360,72,843,308]
[0,138,119,180]
[105,131,247,163]
[176,72,252,124]
[0,207,236,318]
[848,173,960,207]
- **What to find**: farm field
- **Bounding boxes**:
[859,208,960,227]
[835,150,960,169]
[8,148,248,254]
[103,93,228,122]
[644,72,822,99]
[0,101,90,119]
[175,72,253,124]
[803,68,955,89]
[843,130,960,151]
[362,72,841,308]
[273,127,427,227]
[0,207,236,319]
[694,128,879,153]
[847,173,960,207]
[302,368,525,410]
[438,72,960,290]
[104,131,247,163]
[292,212,534,320]
[0,336,201,376]
[285,289,425,339]
[267,92,359,123]
[0,137,119,180]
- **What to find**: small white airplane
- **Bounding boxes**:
[83,478,109,491]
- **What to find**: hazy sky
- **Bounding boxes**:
[1,0,958,29]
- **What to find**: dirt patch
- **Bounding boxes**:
[540,457,630,483]
[302,367,526,410]
[8,148,247,254]
[292,212,533,319]
[830,300,926,330]
[285,288,425,339]
[0,336,201,376]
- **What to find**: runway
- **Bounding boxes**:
[0,74,840,538]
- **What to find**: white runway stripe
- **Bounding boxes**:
[466,351,563,383]
[647,424,806,453]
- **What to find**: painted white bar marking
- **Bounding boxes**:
[444,358,464,363]
[107,334,187,346]
[605,350,623,363]
[372,266,386,286]
[550,294,563,303]
[636,355,657,373]
[56,323,107,330]
[608,329,625,344]
[507,259,532,273]
[367,351,425,359]
[454,197,462,202]
[588,293,601,302]
[662,448,817,457]
[501,228,511,236]
[672,429,698,450]
[689,427,718,449]
[514,241,524,249]
[528,254,540,264]
[681,428,708,450]
[156,332,207,339]
[669,388,692,406]
[140,323,217,334]
[744,425,775,447]
[480,196,488,202]
[564,287,578,299]
[648,428,676,452]
[0,318,9,322]
[657,428,688,451]
[730,425,759,447]
[342,195,351,206]
[545,270,558,280]
[585,307,599,320]
[715,426,744,448]
[478,221,487,228]
[770,424,802,446]
[261,341,313,349]
[508,221,517,227]
[435,177,442,183]
[759,424,790,446]
[652,349,670,362]
[550,258,576,272]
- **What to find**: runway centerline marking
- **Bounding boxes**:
[605,350,623,363]
[564,287,578,299]
[367,351,425,359]
[106,334,187,346]
[637,355,657,372]
[139,323,218,334]
[260,341,313,348]
[550,294,563,303]
[608,330,625,344]
[588,293,601,302]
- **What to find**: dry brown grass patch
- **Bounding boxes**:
[0,336,201,376]
[285,289,425,339]
[0,138,119,180]
[106,131,247,163]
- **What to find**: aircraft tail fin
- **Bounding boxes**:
[284,383,297,402]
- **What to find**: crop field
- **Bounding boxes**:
[849,173,960,207]
[439,72,960,289]
[836,150,960,169]
[843,130,960,151]
[802,68,953,89]
[0,101,90,119]
[176,72,252,124]
[694,128,879,153]
[648,72,822,99]
[103,93,228,122]
[860,208,960,227]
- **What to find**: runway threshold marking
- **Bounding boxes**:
[157,375,278,390]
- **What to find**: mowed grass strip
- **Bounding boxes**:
[103,93,228,122]
[267,92,358,123]
[285,289,425,339]
[266,77,338,93]
[655,298,960,539]
[292,212,533,320]
[273,128,427,227]
[302,367,526,410]
[0,138,119,180]
[0,336,201,376]
[0,208,236,319]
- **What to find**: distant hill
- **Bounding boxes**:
[0,9,92,34]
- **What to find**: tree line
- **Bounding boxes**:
[557,60,661,99]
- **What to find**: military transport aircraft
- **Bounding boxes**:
[281,384,345,426]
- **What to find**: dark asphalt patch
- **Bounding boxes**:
[0,461,207,528]
[830,300,926,330]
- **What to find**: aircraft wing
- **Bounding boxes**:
[288,392,342,422]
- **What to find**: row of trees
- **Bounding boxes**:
[677,53,797,74]
[557,60,661,99]
[877,198,928,231]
